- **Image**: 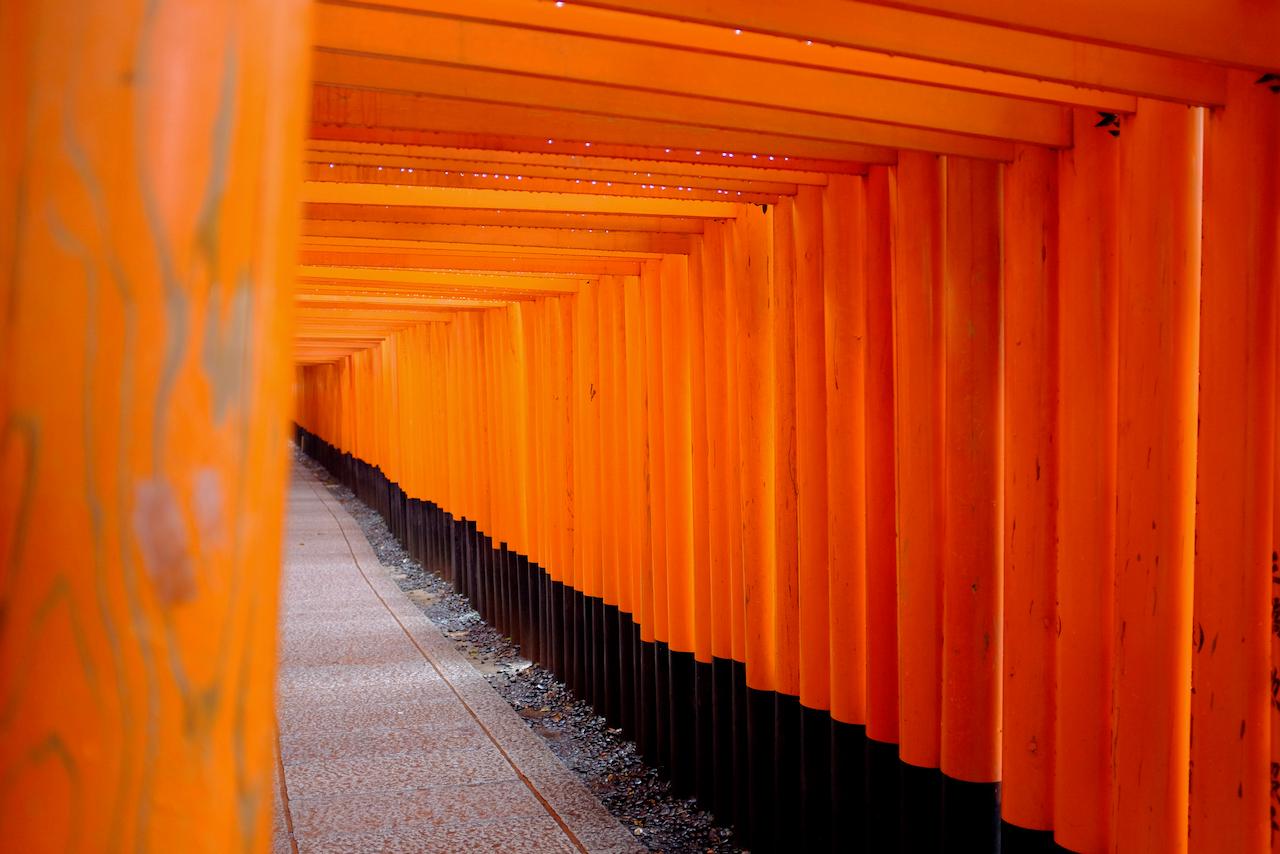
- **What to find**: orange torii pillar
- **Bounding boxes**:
[733,204,779,851]
[940,156,1004,849]
[821,174,868,844]
[699,221,747,822]
[1112,98,1203,854]
[1190,71,1278,854]
[891,151,947,851]
[0,0,308,850]
[686,240,716,808]
[1055,107,1119,854]
[771,193,802,851]
[862,165,901,849]
[791,184,830,850]
[659,255,698,795]
[642,260,670,771]
[622,274,655,762]
[1001,144,1059,847]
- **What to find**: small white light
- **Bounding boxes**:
[555,1,564,7]
[585,142,592,147]
[734,28,742,35]
[548,138,554,144]
[768,156,775,161]
[751,155,757,159]
[805,40,813,46]
[695,150,701,155]
[591,180,597,185]
[329,163,334,168]
[408,168,414,173]
[377,166,383,170]
[665,148,671,153]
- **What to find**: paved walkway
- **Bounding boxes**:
[273,462,640,853]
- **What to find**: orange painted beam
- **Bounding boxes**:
[315,6,1071,146]
[311,125,874,173]
[313,50,1039,157]
[298,285,546,302]
[312,85,908,165]
[300,221,696,255]
[379,0,1137,111]
[302,181,740,218]
[298,266,586,292]
[304,204,707,234]
[295,307,457,323]
[296,293,511,309]
[307,158,782,205]
[865,0,1277,69]
[307,152,803,195]
[298,250,641,276]
[298,236,672,262]
[308,140,837,184]
[570,0,1226,105]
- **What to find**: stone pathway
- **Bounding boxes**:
[273,462,641,853]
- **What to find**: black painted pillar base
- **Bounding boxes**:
[693,658,715,809]
[943,776,1001,854]
[865,736,901,851]
[654,641,671,773]
[668,649,697,797]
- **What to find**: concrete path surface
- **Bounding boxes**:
[273,462,641,853]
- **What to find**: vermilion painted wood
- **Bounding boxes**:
[1189,70,1278,854]
[890,151,946,772]
[1112,98,1203,854]
[1001,144,1059,832]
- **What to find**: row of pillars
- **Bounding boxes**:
[296,83,1280,852]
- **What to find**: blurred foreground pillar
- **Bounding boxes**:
[0,1,309,850]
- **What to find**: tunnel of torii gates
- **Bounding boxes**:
[1,0,1279,853]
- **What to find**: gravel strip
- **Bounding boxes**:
[295,449,742,854]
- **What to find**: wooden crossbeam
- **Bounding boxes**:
[313,5,1071,146]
